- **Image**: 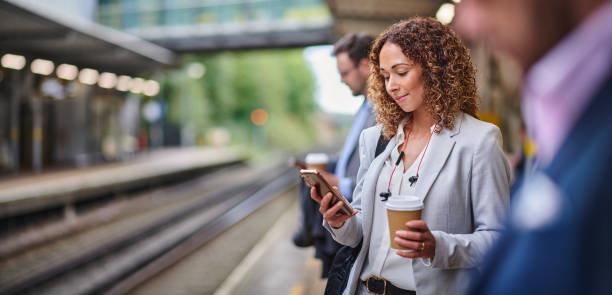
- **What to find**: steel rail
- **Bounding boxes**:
[0,165,295,295]
[104,168,296,295]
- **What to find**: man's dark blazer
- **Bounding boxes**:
[470,73,612,294]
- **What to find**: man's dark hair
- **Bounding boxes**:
[332,33,374,67]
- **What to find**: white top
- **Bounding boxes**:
[359,122,434,290]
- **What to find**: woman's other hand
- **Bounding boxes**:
[310,186,357,228]
[394,220,436,259]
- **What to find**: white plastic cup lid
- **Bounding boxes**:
[385,195,424,211]
[305,153,329,165]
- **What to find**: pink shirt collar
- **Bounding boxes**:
[522,1,612,165]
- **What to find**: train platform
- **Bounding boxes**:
[0,145,331,295]
[212,197,327,295]
[123,189,328,295]
[0,146,245,218]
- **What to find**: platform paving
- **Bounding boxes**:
[213,196,327,295]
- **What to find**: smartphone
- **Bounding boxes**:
[299,169,354,215]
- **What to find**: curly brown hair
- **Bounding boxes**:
[368,17,479,140]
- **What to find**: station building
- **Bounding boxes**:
[0,0,176,175]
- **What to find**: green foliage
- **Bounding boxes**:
[160,48,318,151]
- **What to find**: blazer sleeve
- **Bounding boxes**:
[430,126,511,269]
[323,127,377,247]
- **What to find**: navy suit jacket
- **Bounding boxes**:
[470,74,612,294]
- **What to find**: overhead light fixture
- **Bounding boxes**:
[436,3,455,25]
[31,59,55,75]
[98,72,118,89]
[452,0,461,3]
[78,68,99,85]
[130,77,145,94]
[1,54,26,70]
[143,80,160,96]
[57,63,78,80]
[116,75,132,91]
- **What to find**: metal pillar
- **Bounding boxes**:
[9,71,21,173]
[31,98,42,173]
[20,70,42,173]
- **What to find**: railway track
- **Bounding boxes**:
[0,162,297,295]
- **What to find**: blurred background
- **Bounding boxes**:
[0,1,526,294]
[0,0,524,175]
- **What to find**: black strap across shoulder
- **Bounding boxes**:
[375,132,389,158]
[324,131,388,295]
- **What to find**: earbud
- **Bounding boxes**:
[379,190,391,201]
[409,175,419,186]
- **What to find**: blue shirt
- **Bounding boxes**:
[335,101,372,200]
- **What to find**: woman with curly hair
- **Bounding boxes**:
[311,17,511,294]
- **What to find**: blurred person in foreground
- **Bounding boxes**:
[311,17,510,294]
[292,33,377,276]
[455,0,612,294]
[508,121,537,198]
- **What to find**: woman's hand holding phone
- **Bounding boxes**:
[310,186,358,228]
[317,170,340,187]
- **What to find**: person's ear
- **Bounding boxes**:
[358,58,369,73]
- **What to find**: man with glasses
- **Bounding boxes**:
[293,33,376,277]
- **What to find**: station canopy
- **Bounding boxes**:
[0,0,176,76]
[325,0,448,36]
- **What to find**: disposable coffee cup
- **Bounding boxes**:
[305,153,328,172]
[386,195,424,251]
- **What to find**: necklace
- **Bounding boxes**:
[379,122,435,201]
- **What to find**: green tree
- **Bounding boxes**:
[162,48,318,151]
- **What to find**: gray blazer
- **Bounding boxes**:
[326,113,511,295]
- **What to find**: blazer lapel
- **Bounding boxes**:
[415,115,462,200]
[361,113,463,234]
